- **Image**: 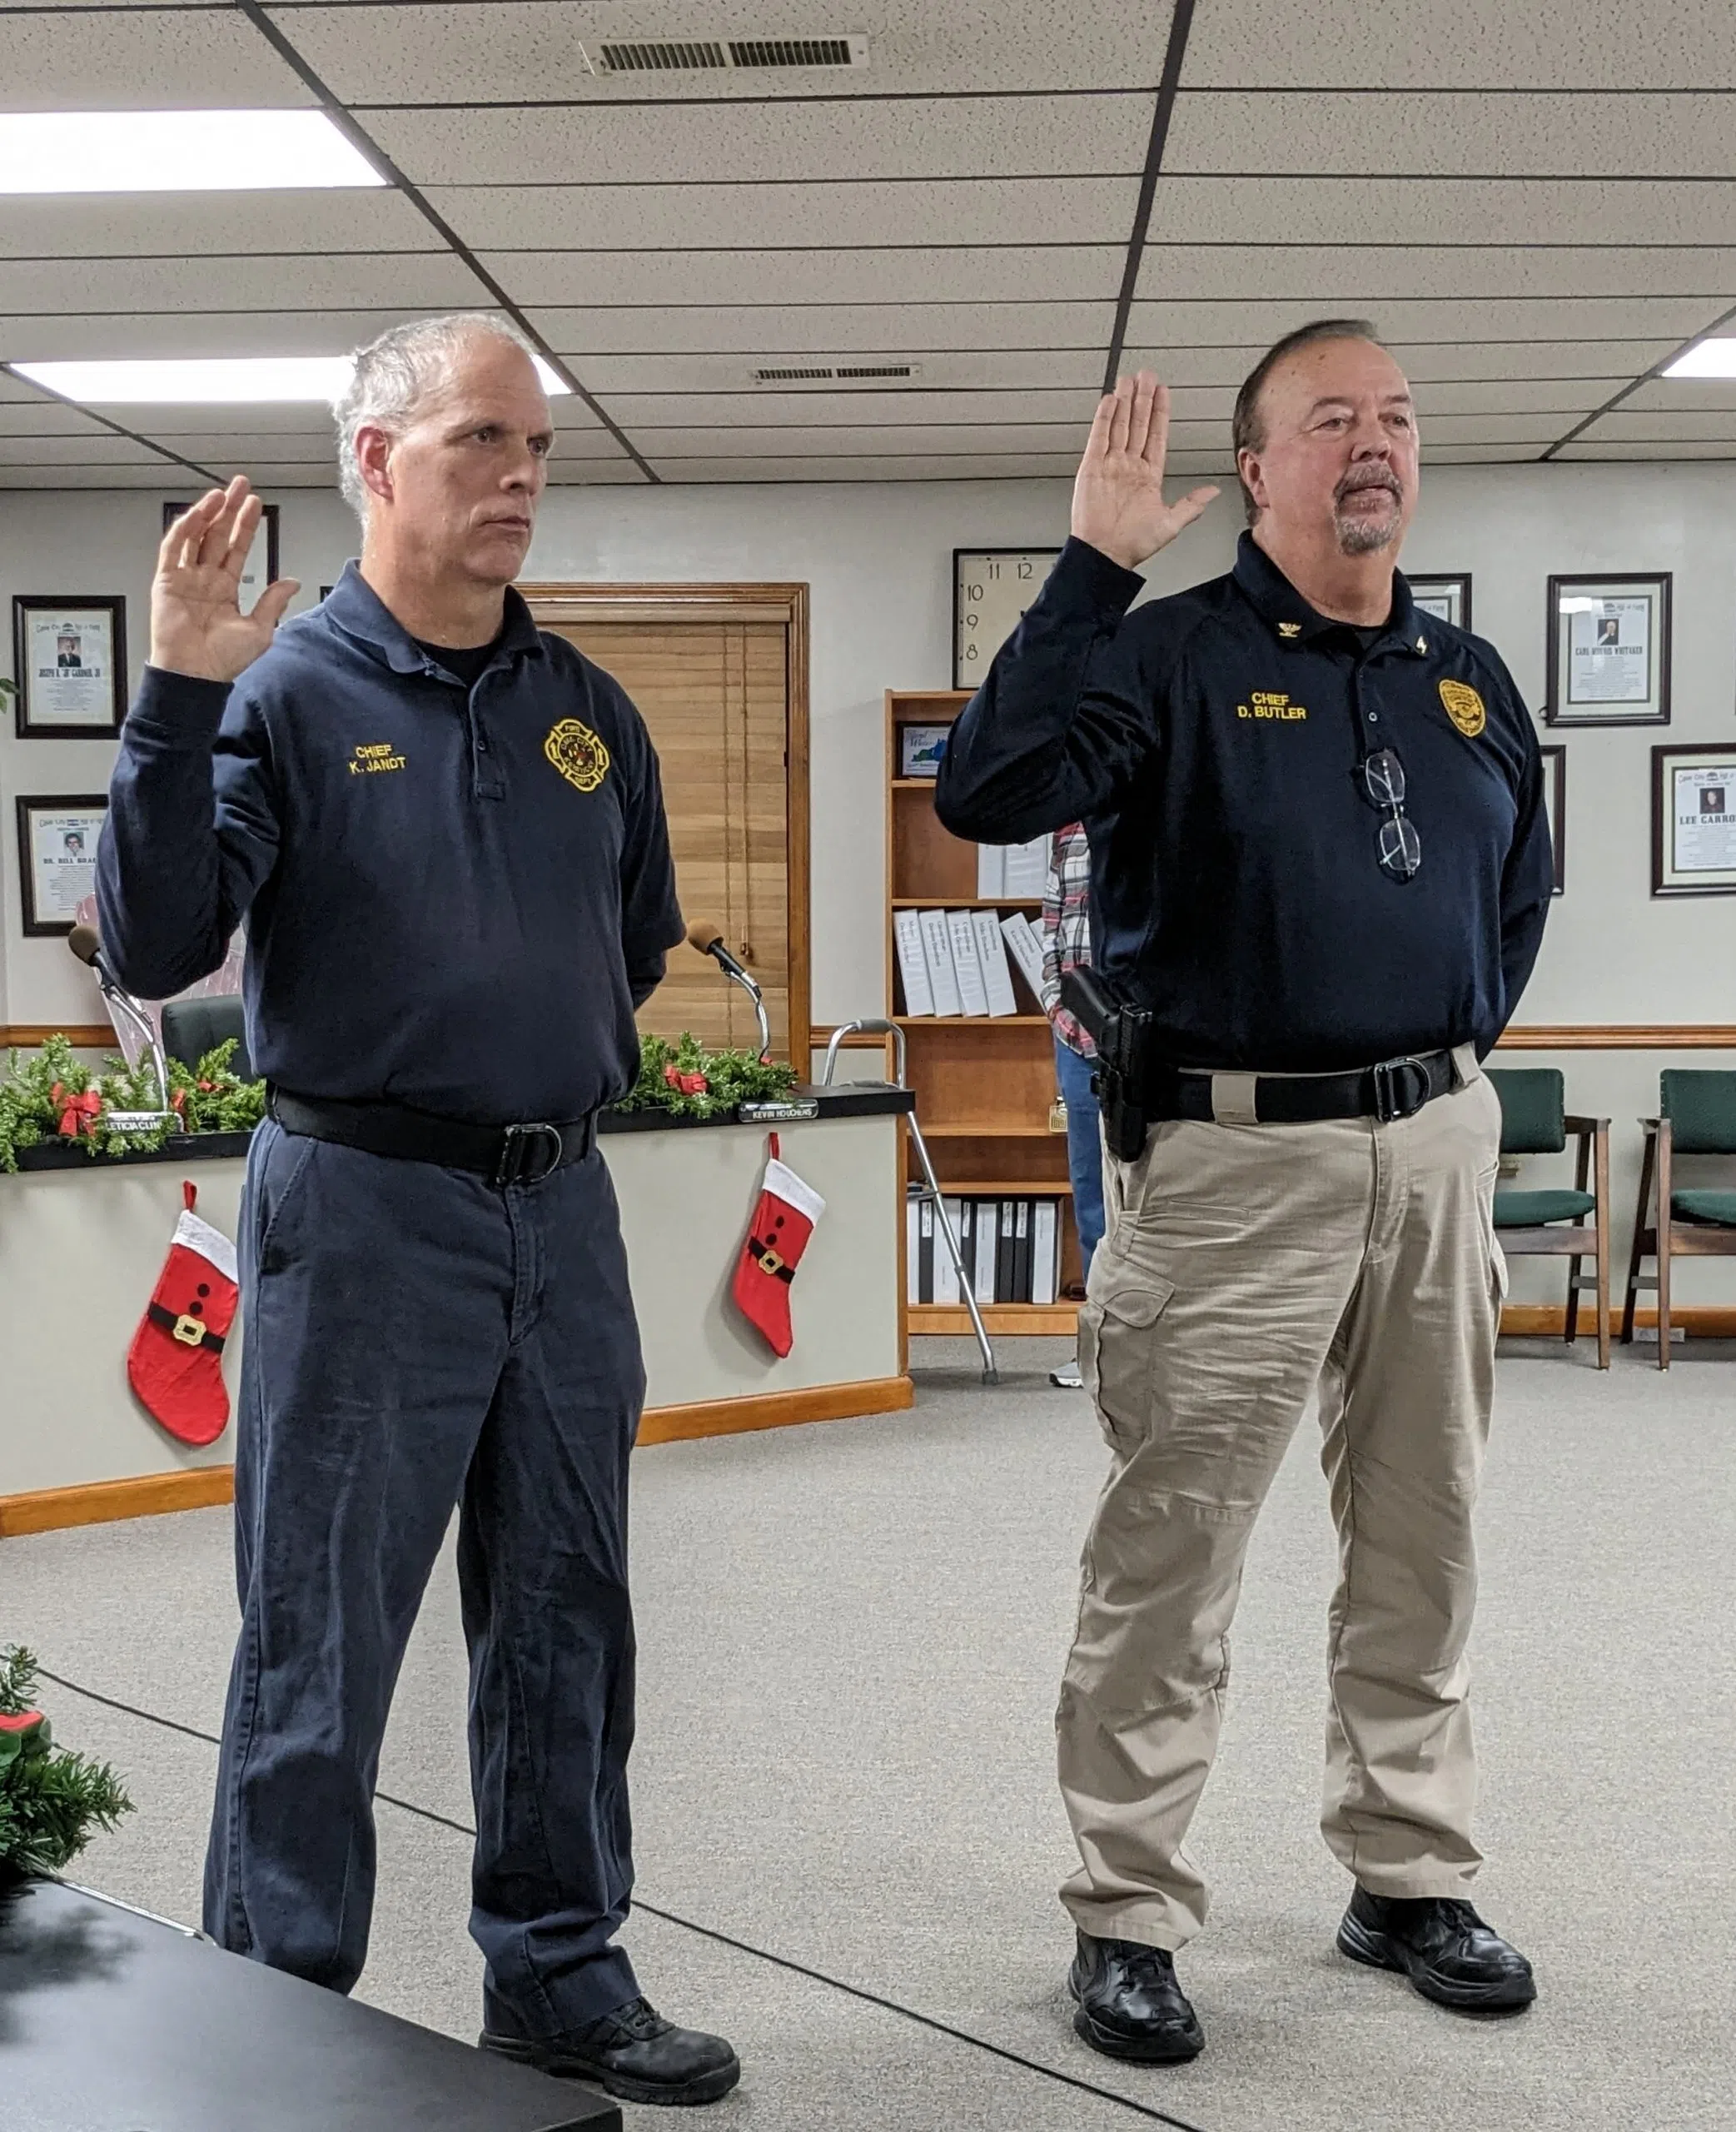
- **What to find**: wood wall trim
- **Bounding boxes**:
[2,1026,115,1049]
[1497,1026,1736,1049]
[2,1377,916,1533]
[637,1374,913,1447]
[0,1466,234,1540]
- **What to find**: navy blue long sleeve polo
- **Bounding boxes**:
[936,534,1553,1073]
[97,562,684,1124]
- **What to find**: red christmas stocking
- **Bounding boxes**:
[127,1182,239,1446]
[731,1134,825,1358]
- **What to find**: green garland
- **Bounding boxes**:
[0,1646,132,1880]
[0,1033,266,1174]
[619,1031,798,1120]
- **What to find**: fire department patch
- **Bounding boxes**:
[544,717,610,793]
[1438,679,1486,739]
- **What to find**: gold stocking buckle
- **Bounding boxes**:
[172,1313,206,1346]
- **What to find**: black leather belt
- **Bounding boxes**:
[268,1088,597,1187]
[1143,1049,1458,1127]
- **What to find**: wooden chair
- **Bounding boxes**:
[1485,1068,1611,1367]
[1623,1070,1736,1369]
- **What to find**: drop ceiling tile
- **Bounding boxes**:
[618,422,1115,456]
[1166,92,1736,178]
[1137,246,1736,303]
[366,92,1151,187]
[604,386,1102,427]
[1142,177,1736,248]
[1118,340,1674,386]
[0,434,163,467]
[0,400,109,436]
[127,431,341,465]
[1416,446,1554,462]
[1622,376,1736,414]
[511,246,1121,306]
[97,403,348,439]
[0,309,465,362]
[1554,440,1736,460]
[1181,0,1736,89]
[1417,379,1623,416]
[540,462,654,484]
[1410,413,1575,444]
[433,176,1137,251]
[0,192,433,262]
[545,350,1105,394]
[525,301,1115,355]
[0,7,313,107]
[0,466,248,490]
[0,253,490,317]
[644,456,1088,483]
[276,1,1176,103]
[1573,408,1736,442]
[1127,296,1724,346]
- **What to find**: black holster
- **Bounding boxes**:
[1060,968,1153,1161]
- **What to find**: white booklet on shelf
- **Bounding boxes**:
[918,909,963,1017]
[893,907,933,1016]
[1032,1200,1058,1306]
[971,908,1018,1016]
[1001,835,1050,899]
[998,909,1047,1012]
[945,909,991,1017]
[977,844,1005,897]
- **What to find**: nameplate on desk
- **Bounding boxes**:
[739,1098,820,1123]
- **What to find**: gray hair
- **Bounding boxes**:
[332,311,543,520]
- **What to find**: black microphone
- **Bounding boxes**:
[67,921,121,994]
[685,919,755,987]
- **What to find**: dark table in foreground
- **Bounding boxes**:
[0,1876,619,2132]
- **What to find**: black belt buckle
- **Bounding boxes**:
[1371,1054,1432,1123]
[495,1121,565,1188]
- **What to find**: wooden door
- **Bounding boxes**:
[525,588,808,1063]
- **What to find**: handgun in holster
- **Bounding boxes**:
[1060,967,1154,1162]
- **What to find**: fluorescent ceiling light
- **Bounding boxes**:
[0,109,383,193]
[12,354,573,404]
[1662,339,1736,379]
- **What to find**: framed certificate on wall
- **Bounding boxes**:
[1409,574,1471,631]
[1545,573,1671,726]
[1652,745,1736,896]
[953,547,1062,690]
[16,794,107,935]
[11,595,127,738]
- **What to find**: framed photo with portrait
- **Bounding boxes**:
[1545,573,1671,726]
[1651,744,1736,897]
[11,595,127,738]
[898,724,950,780]
[16,794,107,936]
[1539,745,1566,894]
[162,498,280,608]
[1408,574,1471,631]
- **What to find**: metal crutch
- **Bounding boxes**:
[821,1018,997,1384]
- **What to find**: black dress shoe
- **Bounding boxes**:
[481,1994,742,2107]
[1068,1930,1205,2063]
[1337,1887,1536,2014]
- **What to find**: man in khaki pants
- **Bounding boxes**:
[937,320,1552,2062]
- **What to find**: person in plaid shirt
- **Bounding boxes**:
[1042,821,1105,1387]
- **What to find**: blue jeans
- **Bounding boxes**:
[206,1118,644,2030]
[1055,1036,1106,1283]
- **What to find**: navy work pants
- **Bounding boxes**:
[204,1118,644,2030]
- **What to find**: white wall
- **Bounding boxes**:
[3,461,1733,1297]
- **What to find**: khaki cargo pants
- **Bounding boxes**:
[1058,1052,1505,1950]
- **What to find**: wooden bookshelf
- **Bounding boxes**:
[888,689,1080,1337]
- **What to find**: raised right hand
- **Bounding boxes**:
[149,476,300,684]
[1071,371,1218,573]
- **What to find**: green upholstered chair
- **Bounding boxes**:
[1623,1071,1736,1369]
[1485,1068,1611,1367]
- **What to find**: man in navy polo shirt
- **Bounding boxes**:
[938,321,1550,2065]
[98,314,739,2108]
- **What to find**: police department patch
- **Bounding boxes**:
[1438,680,1486,738]
[544,717,610,792]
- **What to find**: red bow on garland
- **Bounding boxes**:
[663,1064,709,1097]
[0,1711,44,1736]
[51,1083,102,1140]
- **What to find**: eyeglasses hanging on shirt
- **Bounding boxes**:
[1358,749,1421,880]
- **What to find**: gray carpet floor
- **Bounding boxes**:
[5,1335,1734,2132]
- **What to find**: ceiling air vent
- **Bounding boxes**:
[581,35,868,74]
[752,362,918,385]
